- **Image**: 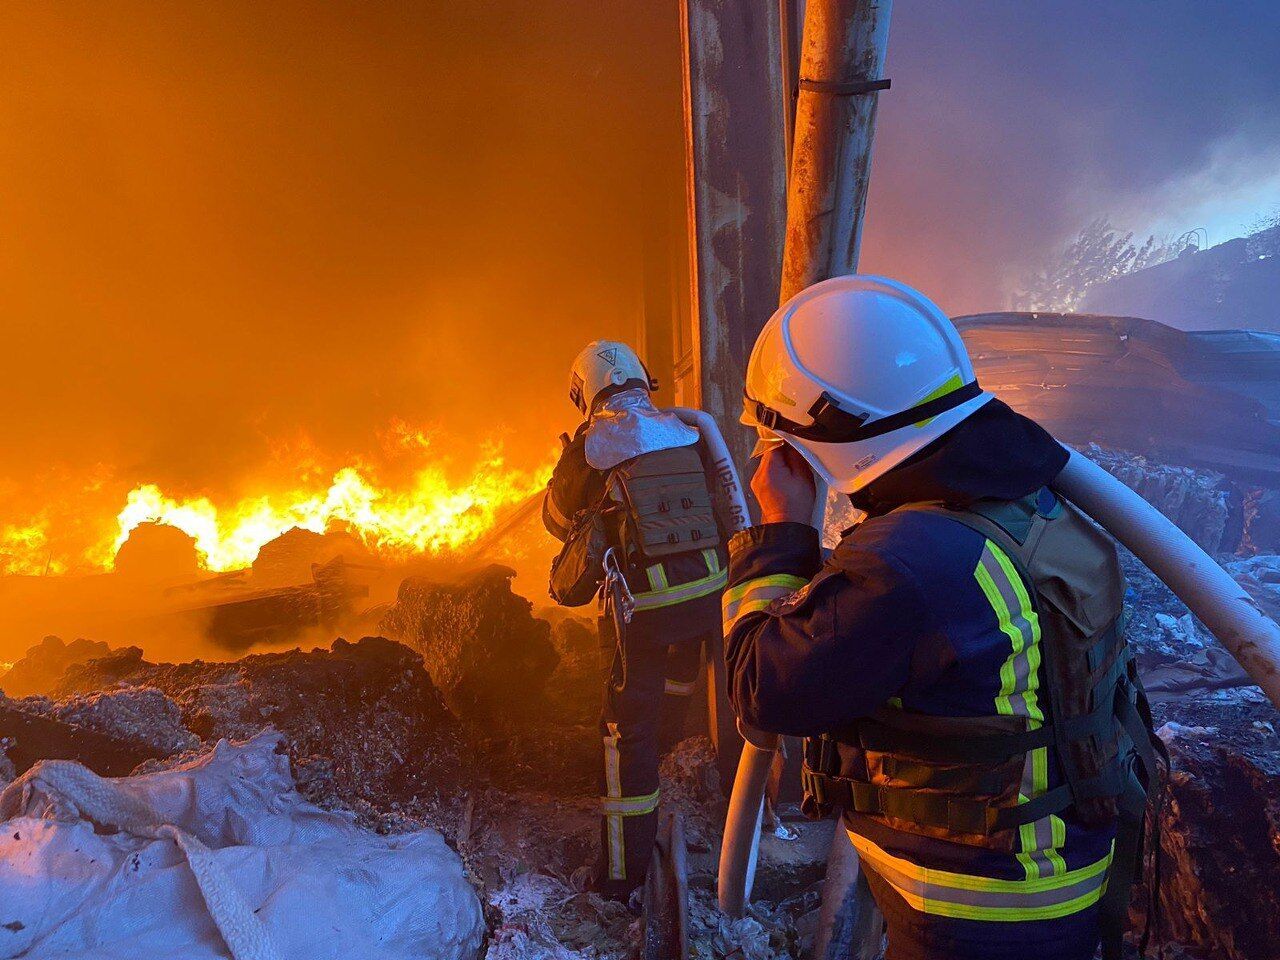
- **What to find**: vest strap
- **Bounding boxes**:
[803,763,1128,837]
[848,718,1054,763]
[840,652,1125,767]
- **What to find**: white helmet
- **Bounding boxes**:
[568,340,656,414]
[742,275,991,493]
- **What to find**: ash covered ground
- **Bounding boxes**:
[3,447,1280,960]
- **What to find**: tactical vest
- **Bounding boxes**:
[609,444,722,561]
[801,491,1166,955]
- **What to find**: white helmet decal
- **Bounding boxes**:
[569,340,654,414]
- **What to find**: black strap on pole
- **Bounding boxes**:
[798,77,891,97]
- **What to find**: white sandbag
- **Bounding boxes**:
[0,731,484,960]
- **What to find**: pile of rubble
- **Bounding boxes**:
[1088,453,1280,960]
[1083,444,1239,552]
[0,634,114,698]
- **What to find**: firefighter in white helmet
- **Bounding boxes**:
[544,340,735,902]
[724,276,1161,960]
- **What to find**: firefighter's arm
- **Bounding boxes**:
[722,524,932,737]
[541,430,594,542]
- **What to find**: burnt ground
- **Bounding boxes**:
[6,621,1277,960]
[0,612,828,959]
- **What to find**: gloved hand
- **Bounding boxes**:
[751,443,817,525]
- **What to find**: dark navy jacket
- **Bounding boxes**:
[723,400,1116,938]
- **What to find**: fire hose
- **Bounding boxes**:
[711,439,1280,919]
[666,409,782,918]
[668,408,753,535]
[1055,446,1280,708]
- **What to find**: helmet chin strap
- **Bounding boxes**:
[745,380,984,445]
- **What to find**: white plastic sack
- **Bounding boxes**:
[0,731,484,960]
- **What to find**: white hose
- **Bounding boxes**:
[668,408,774,916]
[715,723,778,917]
[669,407,752,533]
[1054,447,1280,709]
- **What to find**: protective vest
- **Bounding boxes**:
[801,491,1165,956]
[608,444,725,612]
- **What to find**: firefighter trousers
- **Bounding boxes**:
[592,614,708,900]
[862,861,1103,960]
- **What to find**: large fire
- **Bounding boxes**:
[0,424,553,577]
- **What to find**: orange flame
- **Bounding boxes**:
[0,520,66,576]
[100,447,552,573]
[0,428,553,576]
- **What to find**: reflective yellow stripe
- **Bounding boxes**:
[702,548,721,574]
[600,789,660,816]
[721,574,809,633]
[974,541,1066,880]
[603,722,625,879]
[633,566,727,611]
[913,373,965,428]
[848,831,1113,921]
[646,564,669,592]
[664,677,697,696]
[544,489,571,533]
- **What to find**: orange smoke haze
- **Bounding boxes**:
[0,1,683,585]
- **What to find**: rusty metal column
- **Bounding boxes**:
[677,0,789,471]
[678,0,790,791]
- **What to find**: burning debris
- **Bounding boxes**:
[0,430,553,582]
[380,565,558,722]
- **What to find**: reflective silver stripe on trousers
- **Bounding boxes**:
[664,677,697,696]
[600,789,660,816]
[603,722,625,879]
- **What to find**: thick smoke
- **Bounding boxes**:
[2,2,1278,648]
[0,1,682,502]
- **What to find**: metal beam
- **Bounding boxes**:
[678,0,790,790]
[677,0,789,472]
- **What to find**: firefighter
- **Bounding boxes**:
[724,276,1162,960]
[544,340,732,902]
